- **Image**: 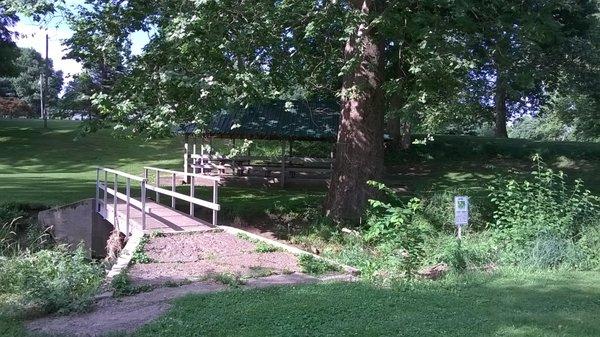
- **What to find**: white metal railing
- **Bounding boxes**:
[96,167,147,238]
[144,166,220,226]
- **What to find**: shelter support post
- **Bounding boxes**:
[281,140,286,188]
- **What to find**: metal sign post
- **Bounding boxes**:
[454,196,469,239]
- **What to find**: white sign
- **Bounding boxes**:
[454,196,469,226]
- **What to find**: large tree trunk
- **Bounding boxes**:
[324,0,385,222]
[388,116,402,151]
[494,70,509,138]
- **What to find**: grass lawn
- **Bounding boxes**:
[0,119,182,205]
[133,269,600,337]
[2,119,600,336]
[2,119,599,208]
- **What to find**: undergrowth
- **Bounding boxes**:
[288,156,600,284]
[111,271,153,297]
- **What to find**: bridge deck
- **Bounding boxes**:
[99,198,215,235]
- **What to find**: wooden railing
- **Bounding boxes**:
[96,167,147,238]
[96,167,221,236]
[144,167,220,226]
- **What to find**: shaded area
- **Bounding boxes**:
[136,271,600,337]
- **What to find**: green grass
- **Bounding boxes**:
[0,119,324,218]
[0,119,182,205]
[2,119,598,208]
[133,269,600,337]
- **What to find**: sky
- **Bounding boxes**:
[14,1,150,85]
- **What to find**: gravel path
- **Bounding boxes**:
[128,231,302,285]
[26,230,356,336]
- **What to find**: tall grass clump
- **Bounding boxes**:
[488,155,600,268]
[0,246,104,317]
[0,203,52,256]
[0,204,103,317]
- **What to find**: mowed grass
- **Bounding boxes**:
[0,119,324,211]
[0,119,182,205]
[134,270,600,337]
[1,118,599,213]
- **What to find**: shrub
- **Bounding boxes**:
[525,233,581,269]
[0,246,103,316]
[254,241,280,253]
[298,254,340,275]
[488,155,599,264]
[573,220,600,270]
[421,188,489,231]
[0,204,52,256]
[364,181,432,278]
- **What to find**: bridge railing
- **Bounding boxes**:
[143,167,221,226]
[96,167,147,238]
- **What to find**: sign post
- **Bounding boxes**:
[454,196,469,239]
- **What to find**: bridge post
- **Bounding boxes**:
[156,170,160,203]
[212,180,218,226]
[125,177,131,239]
[171,173,176,208]
[184,143,189,175]
[103,170,108,216]
[95,168,100,212]
[141,180,147,231]
[190,175,195,217]
[113,174,118,232]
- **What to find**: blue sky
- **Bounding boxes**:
[14,0,150,84]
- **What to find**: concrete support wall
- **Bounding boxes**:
[38,198,112,258]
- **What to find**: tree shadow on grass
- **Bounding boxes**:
[136,271,600,337]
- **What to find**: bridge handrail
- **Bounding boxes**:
[95,166,220,236]
[96,167,147,237]
[144,166,220,183]
[100,167,146,182]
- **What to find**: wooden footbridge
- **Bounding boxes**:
[95,167,221,238]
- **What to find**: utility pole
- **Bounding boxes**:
[39,73,44,120]
[43,33,49,128]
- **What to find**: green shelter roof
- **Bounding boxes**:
[203,100,340,141]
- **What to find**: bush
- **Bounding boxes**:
[0,203,52,256]
[488,155,599,265]
[573,220,600,270]
[421,188,490,231]
[525,233,581,269]
[111,271,153,297]
[0,246,103,316]
[364,181,432,278]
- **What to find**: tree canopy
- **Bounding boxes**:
[61,0,600,220]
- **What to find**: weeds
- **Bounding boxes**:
[298,255,340,275]
[111,271,153,297]
[212,273,246,288]
[254,241,280,253]
[131,236,154,264]
[0,246,103,316]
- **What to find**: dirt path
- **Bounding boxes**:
[26,273,328,337]
[127,232,302,286]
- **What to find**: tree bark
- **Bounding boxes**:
[388,116,401,151]
[400,121,412,150]
[494,71,509,138]
[324,0,385,222]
